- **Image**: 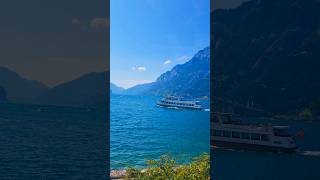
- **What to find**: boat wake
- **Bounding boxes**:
[167,106,182,110]
[157,105,182,110]
[299,150,320,157]
[203,109,210,112]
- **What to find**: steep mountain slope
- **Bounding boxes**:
[212,0,320,116]
[125,47,210,97]
[123,82,155,96]
[35,72,107,107]
[0,67,49,103]
[110,83,125,94]
[0,86,8,103]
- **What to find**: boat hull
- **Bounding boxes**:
[157,103,203,110]
[211,140,297,153]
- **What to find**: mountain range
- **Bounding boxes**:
[112,47,210,98]
[110,83,125,94]
[0,44,209,107]
[3,0,318,112]
[0,67,49,103]
[212,0,320,117]
[0,86,8,103]
[0,67,107,107]
[34,72,107,107]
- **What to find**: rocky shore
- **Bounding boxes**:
[110,170,127,179]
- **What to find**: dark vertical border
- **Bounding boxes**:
[210,0,214,179]
[106,0,111,177]
[100,0,110,177]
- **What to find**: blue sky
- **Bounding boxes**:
[111,0,210,89]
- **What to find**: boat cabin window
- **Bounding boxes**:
[232,131,241,138]
[223,130,231,137]
[241,132,250,139]
[251,133,260,140]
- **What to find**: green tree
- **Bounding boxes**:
[299,108,313,120]
[125,153,210,180]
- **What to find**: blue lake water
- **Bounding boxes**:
[0,103,107,179]
[212,118,320,180]
[110,95,210,169]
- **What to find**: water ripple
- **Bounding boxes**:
[110,95,209,169]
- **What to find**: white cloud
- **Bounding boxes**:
[138,67,146,71]
[132,66,147,72]
[163,60,171,66]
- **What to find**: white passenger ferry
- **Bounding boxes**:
[157,96,203,110]
[211,113,298,153]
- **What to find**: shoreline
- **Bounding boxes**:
[110,170,127,179]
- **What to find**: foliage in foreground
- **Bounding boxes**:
[125,153,210,180]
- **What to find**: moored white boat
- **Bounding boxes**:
[157,96,203,110]
[211,113,298,153]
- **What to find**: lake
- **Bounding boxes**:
[110,94,210,170]
[0,103,107,179]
